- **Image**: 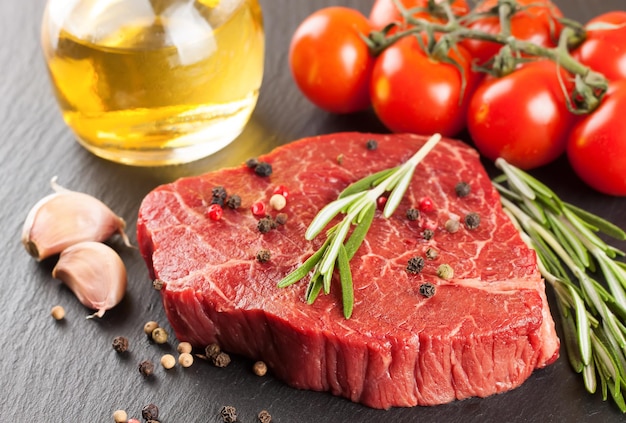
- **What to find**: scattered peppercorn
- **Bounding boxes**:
[437,264,454,280]
[50,305,65,320]
[128,419,140,423]
[245,157,259,169]
[256,249,271,263]
[212,186,228,202]
[253,361,267,376]
[445,219,460,233]
[161,354,176,370]
[419,283,436,298]
[138,360,155,376]
[422,229,434,240]
[207,204,223,221]
[151,327,168,344]
[275,213,288,225]
[336,154,344,165]
[406,208,420,221]
[376,196,387,209]
[418,196,434,212]
[179,352,194,368]
[258,410,272,423]
[113,409,127,423]
[205,343,221,360]
[213,352,232,368]
[141,403,159,421]
[220,406,238,423]
[112,336,129,353]
[152,279,164,290]
[455,181,471,197]
[425,248,439,260]
[272,185,290,199]
[406,256,425,274]
[177,342,192,354]
[254,162,273,177]
[366,139,378,150]
[257,217,275,234]
[143,321,159,336]
[226,194,242,209]
[269,193,286,211]
[251,201,266,217]
[464,212,481,230]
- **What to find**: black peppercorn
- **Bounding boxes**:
[254,162,273,177]
[211,186,228,206]
[406,256,425,274]
[112,336,129,353]
[464,212,481,230]
[142,403,159,420]
[257,217,276,234]
[138,360,155,376]
[245,157,259,169]
[225,194,242,209]
[419,283,436,298]
[220,405,238,423]
[455,181,471,197]
[256,249,271,263]
[406,208,420,221]
[366,139,378,150]
[422,229,434,240]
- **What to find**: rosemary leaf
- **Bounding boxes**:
[345,204,375,260]
[337,245,354,319]
[305,274,323,304]
[338,168,396,199]
[384,164,415,218]
[570,284,592,366]
[305,194,361,240]
[565,202,626,241]
[557,299,584,373]
[277,239,329,288]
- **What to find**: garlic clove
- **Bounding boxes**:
[52,241,127,318]
[22,177,131,261]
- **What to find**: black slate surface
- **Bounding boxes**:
[2,0,626,421]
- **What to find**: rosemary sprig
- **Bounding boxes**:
[493,158,626,412]
[277,133,442,318]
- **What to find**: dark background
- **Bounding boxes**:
[1,0,625,421]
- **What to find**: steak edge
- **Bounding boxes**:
[137,132,560,409]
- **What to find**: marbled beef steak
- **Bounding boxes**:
[137,133,560,409]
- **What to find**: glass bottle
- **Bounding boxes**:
[41,0,264,166]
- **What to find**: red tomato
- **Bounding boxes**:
[370,35,478,137]
[462,0,563,65]
[571,11,626,82]
[467,60,576,170]
[369,0,470,30]
[289,7,375,114]
[567,80,626,196]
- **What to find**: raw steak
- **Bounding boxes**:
[137,133,560,409]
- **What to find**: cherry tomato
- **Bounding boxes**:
[461,0,563,65]
[467,60,575,170]
[370,35,478,137]
[369,0,470,30]
[289,7,375,114]
[567,80,626,196]
[571,11,626,82]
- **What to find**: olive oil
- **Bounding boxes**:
[41,0,264,166]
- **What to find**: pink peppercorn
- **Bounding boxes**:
[273,185,290,199]
[207,204,223,221]
[376,196,387,210]
[128,419,140,423]
[418,196,434,213]
[251,201,266,217]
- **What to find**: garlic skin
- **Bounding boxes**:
[21,178,131,261]
[52,241,127,318]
